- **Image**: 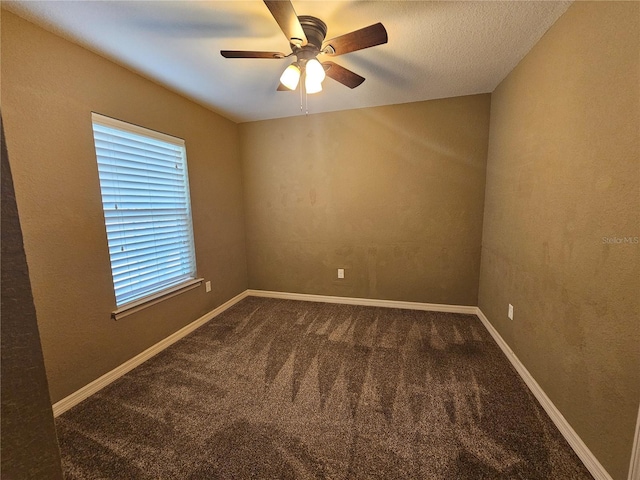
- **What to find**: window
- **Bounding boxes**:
[92,113,199,315]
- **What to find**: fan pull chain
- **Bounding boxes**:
[300,79,304,113]
[300,73,309,115]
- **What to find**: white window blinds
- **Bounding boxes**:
[92,113,197,307]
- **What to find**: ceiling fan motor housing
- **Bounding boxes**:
[296,16,328,58]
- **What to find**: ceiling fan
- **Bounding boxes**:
[221,0,388,94]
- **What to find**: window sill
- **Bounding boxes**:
[111,278,204,320]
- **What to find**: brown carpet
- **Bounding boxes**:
[56,297,593,479]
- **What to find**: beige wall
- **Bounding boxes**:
[1,11,248,403]
[241,95,490,305]
[478,2,639,479]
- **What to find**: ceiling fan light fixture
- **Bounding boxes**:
[305,58,326,83]
[305,76,323,94]
[280,63,301,90]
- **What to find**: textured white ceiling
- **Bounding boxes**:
[3,1,572,123]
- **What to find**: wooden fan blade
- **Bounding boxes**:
[264,0,308,47]
[323,61,365,89]
[221,50,286,59]
[322,23,388,56]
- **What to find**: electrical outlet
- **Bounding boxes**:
[508,304,514,320]
[205,281,212,293]
[337,268,345,279]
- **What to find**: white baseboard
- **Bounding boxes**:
[247,289,477,315]
[475,307,613,480]
[52,290,249,417]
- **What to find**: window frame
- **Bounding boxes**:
[91,113,201,319]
